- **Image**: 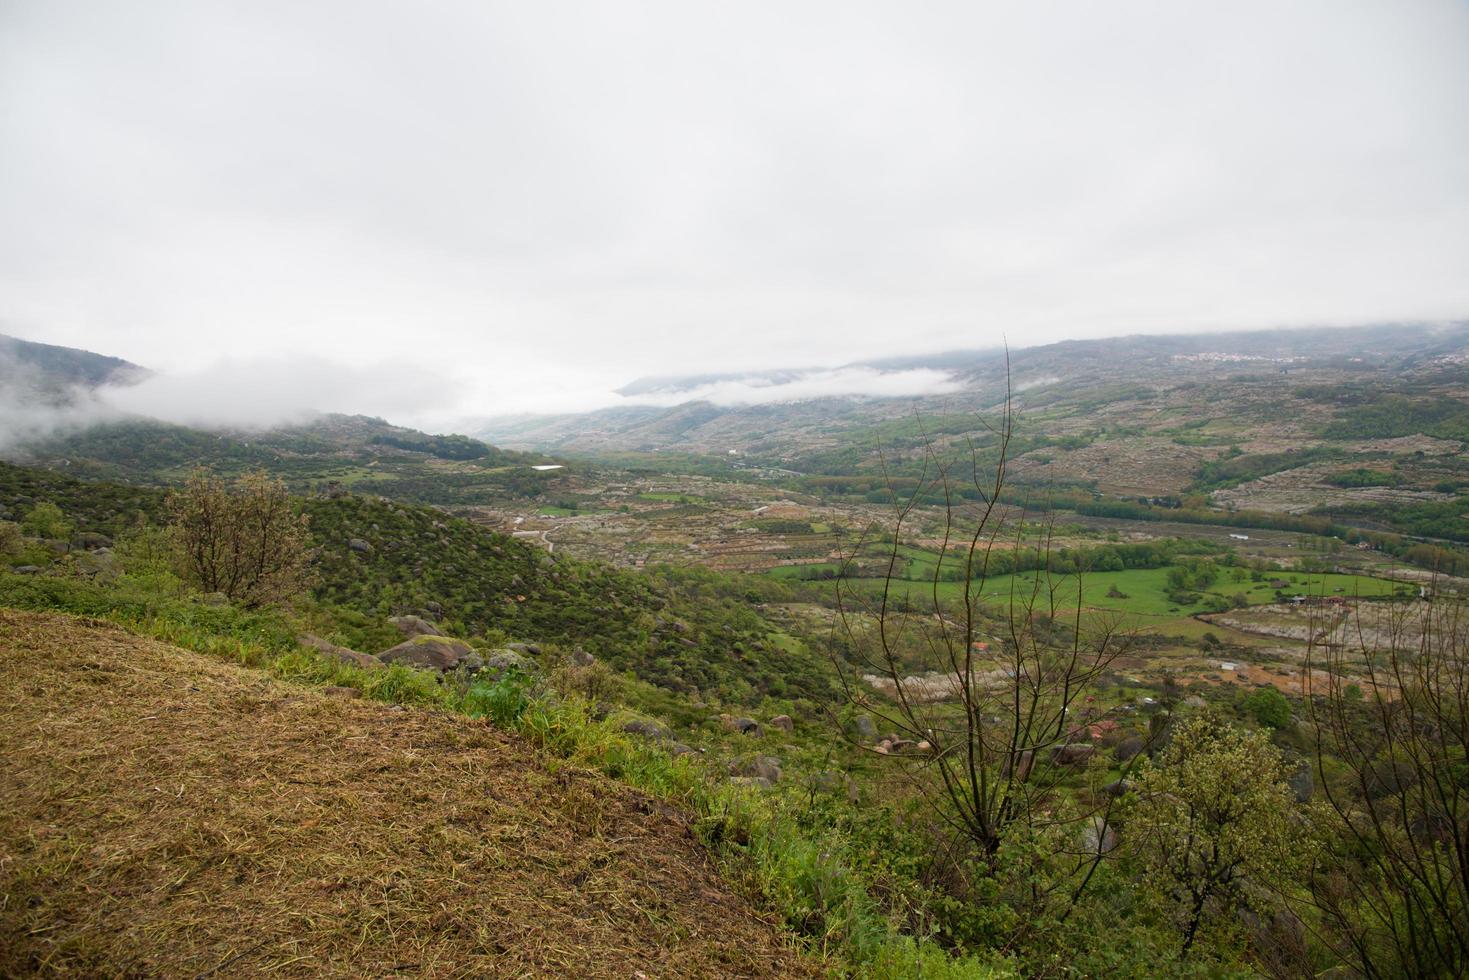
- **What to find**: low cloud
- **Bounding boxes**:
[99,357,453,430]
[621,366,961,408]
[0,354,465,451]
[0,352,961,452]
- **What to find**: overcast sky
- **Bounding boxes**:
[2,0,1467,424]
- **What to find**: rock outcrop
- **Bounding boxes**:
[299,633,380,670]
[378,635,477,671]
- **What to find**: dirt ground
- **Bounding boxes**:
[0,610,815,979]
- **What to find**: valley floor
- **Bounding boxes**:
[0,610,813,979]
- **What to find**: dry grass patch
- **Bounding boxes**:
[0,610,814,978]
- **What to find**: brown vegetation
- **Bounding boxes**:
[0,610,812,978]
[169,469,311,607]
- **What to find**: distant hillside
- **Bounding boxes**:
[0,335,559,505]
[475,323,1469,475]
[7,412,564,505]
[0,333,145,394]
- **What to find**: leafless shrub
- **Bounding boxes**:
[168,469,311,608]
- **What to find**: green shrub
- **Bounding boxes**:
[1242,687,1291,728]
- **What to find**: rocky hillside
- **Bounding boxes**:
[0,610,815,978]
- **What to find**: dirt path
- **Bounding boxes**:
[0,610,815,978]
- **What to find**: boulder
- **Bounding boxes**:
[1288,762,1314,803]
[1113,736,1146,763]
[732,755,782,782]
[568,648,596,667]
[388,614,442,638]
[299,633,381,670]
[68,550,117,582]
[810,770,859,802]
[1002,749,1035,780]
[767,714,794,732]
[347,538,373,554]
[13,565,40,575]
[1081,816,1118,854]
[668,742,697,757]
[70,531,113,551]
[622,719,669,740]
[482,649,532,680]
[729,776,775,790]
[1052,743,1097,767]
[1101,779,1133,798]
[378,635,476,672]
[851,715,878,742]
[507,642,543,656]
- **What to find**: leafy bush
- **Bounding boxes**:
[1242,687,1291,728]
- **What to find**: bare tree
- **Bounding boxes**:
[831,364,1139,924]
[1303,591,1468,978]
[169,469,312,608]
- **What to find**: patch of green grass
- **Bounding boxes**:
[810,566,1404,619]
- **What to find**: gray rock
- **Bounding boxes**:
[507,642,543,656]
[13,564,40,574]
[70,531,113,551]
[622,719,669,740]
[729,776,775,790]
[459,653,484,674]
[1082,816,1118,854]
[810,770,857,802]
[378,635,476,671]
[768,714,794,732]
[347,538,373,554]
[482,649,532,680]
[851,715,878,741]
[568,648,595,667]
[1101,779,1133,798]
[1288,762,1314,803]
[732,755,782,782]
[1052,743,1097,767]
[299,633,381,670]
[1002,749,1035,779]
[388,614,442,638]
[1113,736,1146,763]
[668,742,697,757]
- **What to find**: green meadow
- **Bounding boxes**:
[779,564,1406,619]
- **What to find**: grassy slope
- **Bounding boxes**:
[0,461,836,707]
[0,609,814,978]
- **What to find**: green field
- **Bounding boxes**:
[783,565,1408,619]
[638,491,706,503]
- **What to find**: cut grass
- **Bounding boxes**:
[0,609,816,979]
